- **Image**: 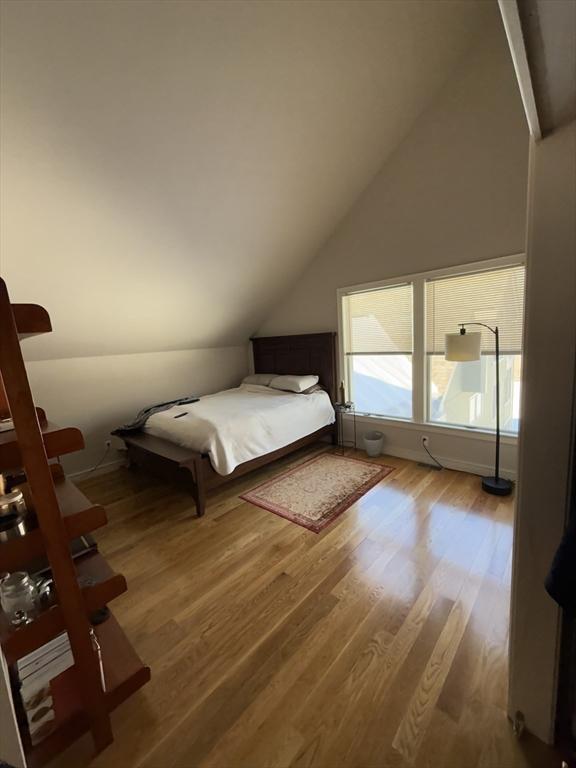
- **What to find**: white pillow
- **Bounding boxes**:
[269,375,319,393]
[242,373,276,386]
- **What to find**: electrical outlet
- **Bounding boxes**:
[105,439,112,449]
[422,436,429,447]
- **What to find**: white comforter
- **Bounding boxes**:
[144,384,335,475]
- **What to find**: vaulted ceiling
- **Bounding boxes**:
[1,0,493,361]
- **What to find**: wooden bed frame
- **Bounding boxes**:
[120,333,338,517]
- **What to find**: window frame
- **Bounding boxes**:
[337,254,526,438]
[342,280,414,421]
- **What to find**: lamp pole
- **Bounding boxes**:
[458,322,511,496]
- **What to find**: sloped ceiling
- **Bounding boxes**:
[1,0,492,361]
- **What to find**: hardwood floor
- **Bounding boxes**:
[52,446,558,768]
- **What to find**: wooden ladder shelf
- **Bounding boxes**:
[0,278,150,767]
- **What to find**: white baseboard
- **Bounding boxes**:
[66,443,516,483]
[378,444,516,480]
[68,458,126,482]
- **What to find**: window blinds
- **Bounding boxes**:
[343,283,413,355]
[426,265,525,355]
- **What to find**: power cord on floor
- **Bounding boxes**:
[86,443,111,474]
[421,437,444,470]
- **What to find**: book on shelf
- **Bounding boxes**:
[16,633,71,682]
[10,624,107,747]
[13,633,74,746]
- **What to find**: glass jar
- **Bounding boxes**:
[0,572,39,626]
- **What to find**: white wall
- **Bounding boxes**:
[257,17,529,475]
[509,120,576,743]
[340,415,518,478]
[258,21,528,337]
[25,346,248,475]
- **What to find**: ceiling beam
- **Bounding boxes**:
[498,0,542,140]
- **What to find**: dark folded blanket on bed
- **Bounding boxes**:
[112,396,200,435]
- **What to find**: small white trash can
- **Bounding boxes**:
[363,430,384,457]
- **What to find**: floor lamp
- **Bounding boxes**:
[445,323,513,496]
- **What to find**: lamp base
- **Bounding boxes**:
[481,476,513,496]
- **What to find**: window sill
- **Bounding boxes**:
[342,412,519,445]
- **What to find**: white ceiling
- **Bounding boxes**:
[1,0,493,360]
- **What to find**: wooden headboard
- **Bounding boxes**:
[251,333,337,404]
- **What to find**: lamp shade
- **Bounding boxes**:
[445,331,481,362]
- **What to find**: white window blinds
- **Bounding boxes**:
[343,283,413,355]
[426,265,525,355]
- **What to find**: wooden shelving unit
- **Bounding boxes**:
[27,615,150,767]
[0,552,127,665]
[0,467,108,574]
[0,278,150,766]
[0,422,85,473]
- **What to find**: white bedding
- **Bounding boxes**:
[144,384,335,475]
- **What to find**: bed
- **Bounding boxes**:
[119,333,338,517]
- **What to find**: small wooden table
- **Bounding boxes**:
[334,401,356,451]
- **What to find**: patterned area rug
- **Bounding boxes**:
[241,452,394,533]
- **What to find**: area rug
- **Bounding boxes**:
[241,452,394,533]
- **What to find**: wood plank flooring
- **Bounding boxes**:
[52,446,559,768]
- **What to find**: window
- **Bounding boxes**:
[339,258,525,435]
[426,265,525,434]
[342,283,413,419]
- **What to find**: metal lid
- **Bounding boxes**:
[1,571,34,593]
[0,489,24,508]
